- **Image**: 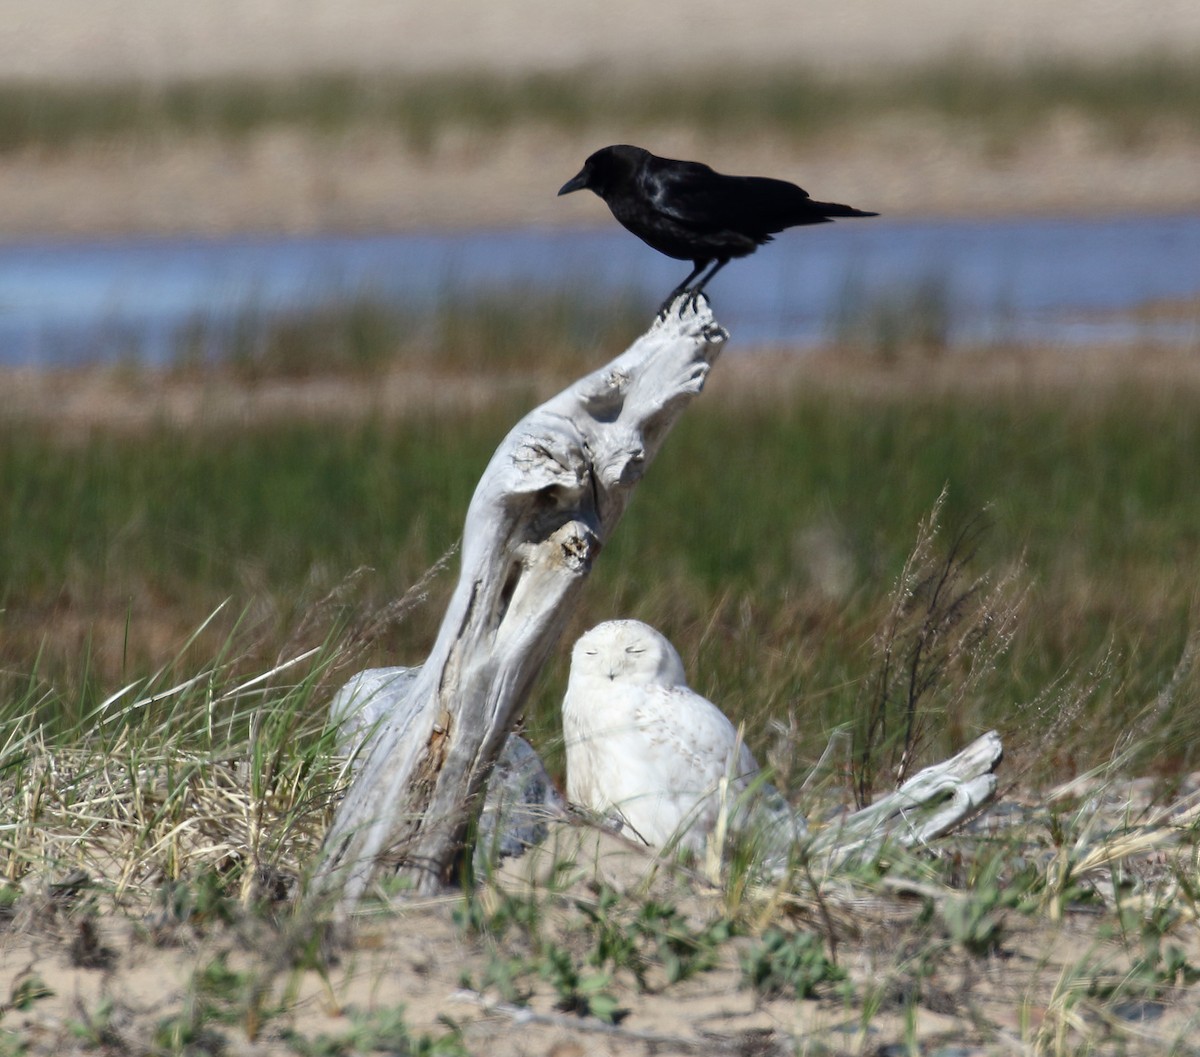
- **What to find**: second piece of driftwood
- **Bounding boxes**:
[811,730,1003,864]
[314,299,728,912]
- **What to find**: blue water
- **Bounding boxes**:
[1,213,1198,366]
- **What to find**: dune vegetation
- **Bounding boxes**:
[2,285,1199,1054]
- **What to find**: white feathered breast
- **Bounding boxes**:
[562,619,762,853]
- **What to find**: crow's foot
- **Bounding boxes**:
[655,290,711,321]
[656,292,686,319]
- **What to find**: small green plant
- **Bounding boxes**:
[150,1011,226,1057]
[463,953,532,1006]
[192,952,258,1022]
[939,855,1036,957]
[150,950,286,1052]
[538,944,624,1023]
[576,885,731,989]
[1124,904,1200,995]
[67,996,120,1050]
[284,1007,466,1057]
[576,886,644,981]
[454,881,623,1020]
[149,870,240,942]
[3,974,53,1015]
[940,887,1007,958]
[631,899,732,986]
[739,927,845,1000]
[454,877,729,1021]
[0,975,49,1057]
[452,885,542,941]
[455,881,553,1009]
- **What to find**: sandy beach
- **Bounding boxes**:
[0,1,1198,237]
[6,0,1200,82]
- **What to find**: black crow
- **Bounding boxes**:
[558,144,877,315]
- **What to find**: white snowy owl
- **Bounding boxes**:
[562,619,802,856]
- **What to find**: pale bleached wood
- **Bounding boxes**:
[314,299,727,911]
[329,668,567,871]
[812,730,1003,863]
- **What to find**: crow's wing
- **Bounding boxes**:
[640,158,830,237]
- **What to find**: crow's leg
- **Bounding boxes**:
[685,258,730,312]
[657,260,709,318]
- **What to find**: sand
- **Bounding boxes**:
[4,809,1196,1057]
[6,0,1200,82]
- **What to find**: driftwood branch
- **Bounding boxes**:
[314,300,727,910]
[813,730,1002,863]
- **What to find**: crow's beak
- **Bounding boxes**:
[557,169,589,196]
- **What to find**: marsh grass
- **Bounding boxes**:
[0,604,350,899]
[5,362,1200,784]
[851,494,1025,805]
[830,274,954,362]
[1,52,1199,155]
[169,290,648,380]
[2,389,1200,1051]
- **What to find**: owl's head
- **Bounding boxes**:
[571,620,688,686]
